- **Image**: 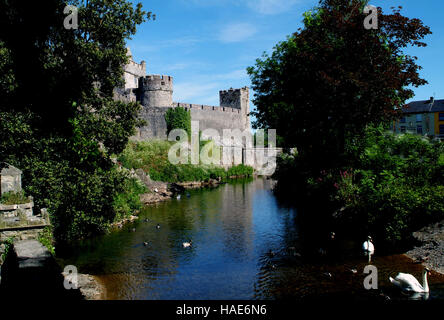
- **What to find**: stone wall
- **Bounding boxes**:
[134,106,170,141]
[124,56,146,90]
[134,103,249,140]
[0,164,22,195]
[219,87,250,130]
[189,105,245,133]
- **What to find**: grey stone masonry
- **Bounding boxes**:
[116,47,252,140]
[13,240,51,269]
[138,75,174,108]
[124,48,146,89]
[0,163,22,195]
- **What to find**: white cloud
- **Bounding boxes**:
[219,23,257,43]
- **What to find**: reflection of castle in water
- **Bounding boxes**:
[218,179,274,260]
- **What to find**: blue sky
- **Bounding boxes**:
[128,0,444,107]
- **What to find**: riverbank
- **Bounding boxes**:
[405,220,444,275]
[0,239,103,300]
[110,167,241,229]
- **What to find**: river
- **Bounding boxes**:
[58,178,444,300]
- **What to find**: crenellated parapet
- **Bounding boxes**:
[139,75,173,92]
[174,102,241,113]
[119,48,252,139]
[138,75,174,107]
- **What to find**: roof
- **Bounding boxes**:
[403,99,444,114]
[0,162,22,175]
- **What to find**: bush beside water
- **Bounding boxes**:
[274,126,444,246]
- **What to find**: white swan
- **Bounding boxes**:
[389,268,431,293]
[182,240,192,248]
[363,236,374,262]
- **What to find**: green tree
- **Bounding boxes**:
[0,0,153,242]
[247,0,431,174]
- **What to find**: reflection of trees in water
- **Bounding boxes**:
[220,180,254,261]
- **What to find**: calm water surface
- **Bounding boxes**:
[58,178,444,300]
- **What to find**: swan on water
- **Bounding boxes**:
[389,268,431,293]
[363,236,374,262]
[182,240,192,248]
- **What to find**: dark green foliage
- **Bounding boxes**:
[297,126,444,244]
[0,237,14,262]
[0,0,152,242]
[38,226,55,255]
[249,1,435,246]
[113,176,147,221]
[248,0,431,173]
[227,164,254,177]
[165,107,191,138]
[334,127,444,243]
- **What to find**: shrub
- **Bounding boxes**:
[334,127,444,244]
[0,190,28,205]
[38,226,55,255]
[113,175,147,221]
[274,125,444,246]
[227,164,254,177]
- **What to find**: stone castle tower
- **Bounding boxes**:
[138,75,173,107]
[219,87,250,130]
[122,49,251,139]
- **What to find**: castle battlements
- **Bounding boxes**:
[120,47,251,140]
[219,86,249,95]
[174,102,242,113]
[139,75,173,92]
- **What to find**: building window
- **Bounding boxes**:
[440,125,444,135]
[400,126,406,133]
[416,114,422,122]
[400,117,406,123]
[439,113,444,121]
[417,125,423,134]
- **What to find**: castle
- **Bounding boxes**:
[118,48,251,140]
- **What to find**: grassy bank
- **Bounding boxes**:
[117,140,253,183]
[112,175,148,221]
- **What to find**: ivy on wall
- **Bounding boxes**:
[165,107,191,138]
